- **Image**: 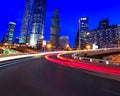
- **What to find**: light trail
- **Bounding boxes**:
[45,54,120,76]
[0,51,73,68]
[0,51,66,62]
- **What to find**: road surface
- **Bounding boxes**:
[0,54,120,96]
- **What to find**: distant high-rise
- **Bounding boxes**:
[6,22,16,44]
[30,0,46,46]
[118,25,120,47]
[75,29,79,48]
[50,10,60,48]
[87,18,119,48]
[118,25,120,38]
[19,0,32,44]
[75,18,120,48]
[59,36,69,49]
[75,17,89,49]
[99,18,109,29]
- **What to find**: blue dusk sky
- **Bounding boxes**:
[0,0,120,46]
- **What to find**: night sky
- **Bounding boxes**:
[0,0,120,46]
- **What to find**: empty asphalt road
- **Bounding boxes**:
[0,55,120,96]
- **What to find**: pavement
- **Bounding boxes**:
[0,55,119,96]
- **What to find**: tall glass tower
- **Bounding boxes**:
[50,10,60,48]
[75,17,89,49]
[30,0,46,46]
[7,22,16,44]
[19,0,32,44]
[80,17,89,39]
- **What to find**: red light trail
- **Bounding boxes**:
[45,53,120,76]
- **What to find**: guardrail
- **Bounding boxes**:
[72,53,120,68]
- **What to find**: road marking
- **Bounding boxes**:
[0,58,33,68]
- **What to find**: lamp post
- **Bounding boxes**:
[46,43,52,50]
[86,44,91,50]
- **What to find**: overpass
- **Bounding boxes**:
[73,48,120,66]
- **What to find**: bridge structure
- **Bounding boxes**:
[72,48,120,66]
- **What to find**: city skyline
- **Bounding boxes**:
[0,0,120,46]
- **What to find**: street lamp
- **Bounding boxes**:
[86,44,91,50]
[66,44,69,48]
[46,43,52,50]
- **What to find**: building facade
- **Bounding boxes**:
[50,10,60,48]
[75,18,120,49]
[87,18,119,48]
[59,36,69,49]
[19,0,33,44]
[118,25,120,47]
[118,25,120,39]
[6,22,16,44]
[75,17,89,49]
[30,0,46,46]
[99,18,109,29]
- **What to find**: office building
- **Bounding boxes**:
[75,18,120,48]
[117,25,120,47]
[30,0,46,46]
[99,18,109,29]
[118,25,120,37]
[87,18,119,48]
[75,17,89,49]
[50,10,60,48]
[59,36,69,49]
[6,22,16,44]
[19,0,32,43]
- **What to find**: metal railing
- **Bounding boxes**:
[72,53,120,68]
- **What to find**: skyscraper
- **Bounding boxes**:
[118,25,120,38]
[75,17,89,49]
[87,18,119,48]
[59,36,69,49]
[6,22,16,44]
[50,10,60,48]
[30,0,46,46]
[117,25,120,47]
[99,18,109,29]
[19,0,32,44]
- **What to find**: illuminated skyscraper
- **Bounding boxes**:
[50,10,60,48]
[80,17,89,48]
[6,22,16,44]
[87,18,119,48]
[19,0,32,44]
[30,0,46,46]
[75,17,89,49]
